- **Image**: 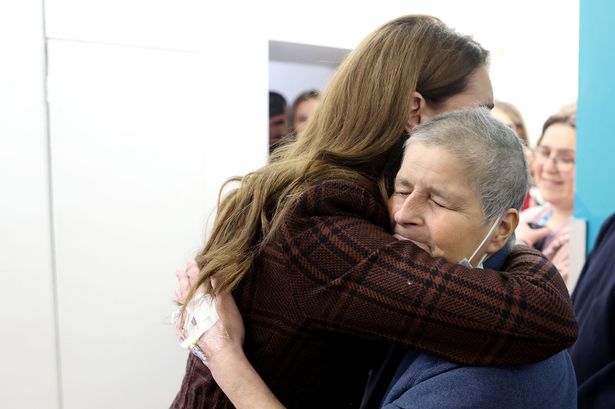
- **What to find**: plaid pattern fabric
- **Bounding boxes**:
[171,180,577,409]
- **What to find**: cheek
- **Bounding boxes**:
[533,162,544,179]
[428,213,474,261]
[426,213,455,247]
[565,171,576,190]
[429,232,459,262]
[387,198,398,225]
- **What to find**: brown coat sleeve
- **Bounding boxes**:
[283,180,577,365]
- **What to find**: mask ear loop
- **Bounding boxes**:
[468,216,502,266]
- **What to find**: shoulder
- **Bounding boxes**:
[292,179,389,225]
[593,212,615,250]
[272,179,395,270]
[571,213,615,309]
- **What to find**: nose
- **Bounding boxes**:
[393,193,424,227]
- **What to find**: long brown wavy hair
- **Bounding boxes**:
[183,15,489,306]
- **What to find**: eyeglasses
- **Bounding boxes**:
[533,146,576,170]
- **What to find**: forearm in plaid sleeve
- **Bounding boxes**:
[285,180,577,366]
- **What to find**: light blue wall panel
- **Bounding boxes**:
[576,0,615,250]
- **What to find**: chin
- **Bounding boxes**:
[544,195,571,210]
[541,192,562,205]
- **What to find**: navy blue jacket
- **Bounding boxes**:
[569,213,615,409]
[379,350,576,409]
[362,245,577,409]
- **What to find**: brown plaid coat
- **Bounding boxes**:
[172,180,577,409]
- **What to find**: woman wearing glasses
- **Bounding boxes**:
[515,107,576,285]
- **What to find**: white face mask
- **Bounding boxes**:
[458,216,501,269]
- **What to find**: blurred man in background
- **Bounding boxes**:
[269,91,288,153]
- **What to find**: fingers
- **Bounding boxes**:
[175,259,202,303]
[516,220,552,246]
[186,259,200,286]
[174,260,206,343]
[533,226,551,238]
[173,305,187,335]
[179,328,187,340]
[176,267,191,303]
[526,225,551,243]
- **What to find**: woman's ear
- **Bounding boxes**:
[484,209,519,254]
[405,92,428,134]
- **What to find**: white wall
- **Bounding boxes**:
[44,1,267,408]
[47,40,209,408]
[0,1,59,408]
[1,1,579,408]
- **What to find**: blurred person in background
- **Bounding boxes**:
[568,212,615,409]
[269,91,288,153]
[491,100,536,210]
[492,100,529,144]
[515,107,576,285]
[290,90,320,135]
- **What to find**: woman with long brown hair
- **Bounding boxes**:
[172,15,576,409]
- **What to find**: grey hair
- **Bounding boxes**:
[406,107,528,225]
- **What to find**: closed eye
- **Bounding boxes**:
[393,190,411,198]
[430,196,448,209]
